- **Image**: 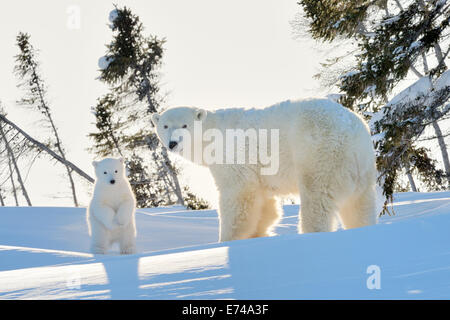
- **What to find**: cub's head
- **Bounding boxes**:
[152,107,207,158]
[92,157,126,186]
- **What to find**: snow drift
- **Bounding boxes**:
[1,192,450,299]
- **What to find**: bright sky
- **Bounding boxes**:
[0,0,325,207]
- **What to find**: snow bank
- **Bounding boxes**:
[326,93,342,103]
[388,77,431,106]
[1,192,450,299]
[434,69,450,91]
[369,77,433,130]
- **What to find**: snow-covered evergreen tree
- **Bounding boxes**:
[89,93,125,157]
[90,6,208,208]
[298,0,450,213]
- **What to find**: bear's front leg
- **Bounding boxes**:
[94,205,118,230]
[218,189,263,242]
[115,199,135,226]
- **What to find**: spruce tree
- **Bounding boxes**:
[89,93,124,157]
[298,0,450,212]
[14,32,79,206]
[91,5,185,207]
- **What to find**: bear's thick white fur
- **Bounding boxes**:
[152,98,377,242]
[87,158,136,254]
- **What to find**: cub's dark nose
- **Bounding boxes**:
[110,179,115,185]
[169,141,178,150]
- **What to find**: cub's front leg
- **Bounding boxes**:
[115,198,135,226]
[93,205,118,230]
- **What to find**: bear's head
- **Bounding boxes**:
[152,107,207,160]
[92,157,126,186]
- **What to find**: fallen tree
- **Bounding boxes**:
[0,113,94,184]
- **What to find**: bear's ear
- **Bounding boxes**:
[118,157,124,164]
[151,113,160,126]
[195,108,207,121]
[92,160,98,168]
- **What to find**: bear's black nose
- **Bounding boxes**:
[169,141,178,150]
[110,179,115,185]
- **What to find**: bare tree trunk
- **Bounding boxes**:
[394,0,403,11]
[422,52,429,73]
[431,120,450,185]
[110,128,124,157]
[0,123,32,206]
[160,146,184,205]
[407,172,417,192]
[0,114,94,184]
[434,43,445,67]
[410,64,424,78]
[7,155,18,206]
[405,164,417,192]
[0,187,4,206]
[47,115,79,207]
[144,86,184,206]
[0,117,19,206]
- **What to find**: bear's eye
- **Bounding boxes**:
[182,124,187,128]
[115,170,118,173]
[164,125,168,129]
[103,171,107,174]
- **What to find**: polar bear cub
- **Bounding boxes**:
[87,157,136,254]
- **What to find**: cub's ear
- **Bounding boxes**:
[195,108,207,121]
[92,160,99,168]
[151,113,160,126]
[118,157,124,164]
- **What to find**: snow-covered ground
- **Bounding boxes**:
[1,191,450,299]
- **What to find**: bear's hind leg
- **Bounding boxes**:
[253,197,282,238]
[119,224,136,255]
[90,222,110,254]
[338,187,377,229]
[298,189,339,234]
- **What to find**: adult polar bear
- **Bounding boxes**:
[152,98,377,242]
